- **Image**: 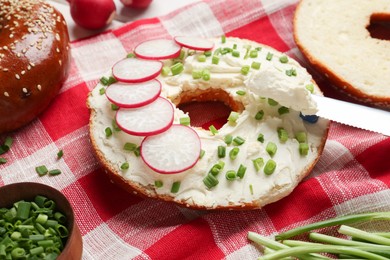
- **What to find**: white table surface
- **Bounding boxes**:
[49,0,199,41]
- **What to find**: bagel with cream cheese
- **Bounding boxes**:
[87,37,329,210]
[294,0,390,107]
[0,0,71,134]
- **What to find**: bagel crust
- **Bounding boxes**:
[294,0,390,107]
[87,37,329,210]
[0,0,71,134]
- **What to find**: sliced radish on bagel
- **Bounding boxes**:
[141,124,201,174]
[174,36,214,51]
[116,97,174,136]
[134,39,182,60]
[112,58,163,83]
[105,79,161,108]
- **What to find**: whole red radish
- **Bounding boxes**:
[120,0,153,8]
[70,0,116,30]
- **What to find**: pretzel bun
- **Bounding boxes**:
[0,0,71,134]
[294,0,390,107]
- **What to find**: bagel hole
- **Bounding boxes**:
[367,14,390,40]
[175,89,244,130]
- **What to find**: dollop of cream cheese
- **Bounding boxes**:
[245,59,318,115]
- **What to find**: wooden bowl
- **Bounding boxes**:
[0,182,83,259]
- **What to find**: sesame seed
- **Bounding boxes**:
[22,88,28,93]
[9,34,14,38]
[59,60,62,66]
[15,74,20,79]
[56,47,60,53]
[21,70,26,75]
[4,92,9,97]
[3,68,8,72]
[37,85,42,91]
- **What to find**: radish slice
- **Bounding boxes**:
[141,125,201,174]
[116,97,174,136]
[112,58,163,83]
[105,79,161,108]
[174,36,214,51]
[134,39,182,60]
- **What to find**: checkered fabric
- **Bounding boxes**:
[1,0,390,259]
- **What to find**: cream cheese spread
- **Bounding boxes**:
[88,37,329,209]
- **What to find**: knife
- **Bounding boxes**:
[312,95,390,136]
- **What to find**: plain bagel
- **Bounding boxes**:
[0,0,71,134]
[294,0,390,107]
[87,37,329,210]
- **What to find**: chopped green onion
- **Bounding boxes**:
[126,52,136,58]
[192,69,203,79]
[266,52,273,61]
[124,142,137,151]
[199,149,205,159]
[264,159,276,175]
[105,127,112,137]
[134,146,141,157]
[171,181,181,193]
[57,150,63,159]
[255,110,264,120]
[278,106,289,115]
[179,49,186,59]
[286,68,297,76]
[0,136,13,155]
[154,180,163,188]
[225,170,236,181]
[228,111,239,124]
[197,54,206,62]
[161,66,170,76]
[217,146,226,158]
[203,173,219,189]
[100,76,116,86]
[237,164,247,179]
[229,147,240,160]
[224,134,233,145]
[268,98,278,106]
[305,84,314,93]
[233,136,245,146]
[179,117,190,126]
[295,131,307,143]
[202,69,211,81]
[99,87,105,95]
[221,35,226,43]
[241,65,250,75]
[111,103,120,111]
[0,158,6,164]
[249,184,254,195]
[48,169,61,176]
[251,61,261,70]
[170,62,184,75]
[277,127,289,143]
[232,50,240,57]
[257,133,265,143]
[266,142,277,157]
[299,143,309,156]
[209,162,224,176]
[279,55,289,63]
[120,162,129,170]
[236,90,246,96]
[35,165,48,176]
[112,119,121,131]
[204,50,212,57]
[249,50,258,58]
[211,55,220,65]
[209,125,218,135]
[253,157,264,172]
[16,202,31,220]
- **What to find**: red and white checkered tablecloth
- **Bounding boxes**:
[1,0,390,259]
